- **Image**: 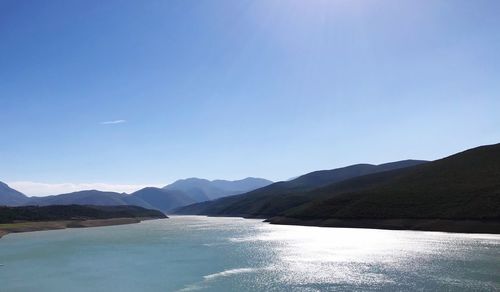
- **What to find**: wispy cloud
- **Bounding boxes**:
[100,120,126,125]
[7,181,162,197]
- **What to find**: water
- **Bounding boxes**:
[0,216,499,291]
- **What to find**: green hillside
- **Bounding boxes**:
[280,143,500,221]
[175,143,500,233]
[174,160,427,217]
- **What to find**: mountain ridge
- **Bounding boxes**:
[0,181,29,206]
[1,177,273,214]
[130,187,196,212]
[277,143,500,221]
[164,177,273,201]
[174,143,500,233]
[173,159,428,217]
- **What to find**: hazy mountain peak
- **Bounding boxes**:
[130,187,195,213]
[0,181,29,206]
[164,177,273,201]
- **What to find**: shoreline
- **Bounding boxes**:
[0,217,163,239]
[173,213,500,234]
[264,216,500,234]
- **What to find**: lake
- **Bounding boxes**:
[1,216,499,291]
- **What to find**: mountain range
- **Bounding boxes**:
[0,177,273,213]
[174,143,500,233]
[163,177,273,201]
[2,143,500,233]
[276,143,500,221]
[173,160,428,217]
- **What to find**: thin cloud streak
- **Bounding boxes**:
[8,181,162,197]
[100,120,126,125]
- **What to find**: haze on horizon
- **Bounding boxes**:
[1,0,499,196]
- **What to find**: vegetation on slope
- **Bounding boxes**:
[281,143,500,221]
[174,160,427,217]
[0,205,167,224]
[175,143,500,233]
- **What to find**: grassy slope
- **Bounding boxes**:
[280,143,500,220]
[174,160,427,217]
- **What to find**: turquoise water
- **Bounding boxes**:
[0,216,499,291]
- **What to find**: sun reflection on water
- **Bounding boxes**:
[225,221,499,289]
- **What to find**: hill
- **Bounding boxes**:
[277,143,500,222]
[0,205,167,224]
[164,177,273,201]
[26,190,154,209]
[175,144,500,233]
[0,181,29,206]
[23,188,198,214]
[0,205,167,238]
[174,160,427,217]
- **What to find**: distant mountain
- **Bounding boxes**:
[26,190,153,209]
[0,181,29,206]
[211,177,275,194]
[164,177,273,201]
[130,187,196,213]
[174,160,427,217]
[2,178,272,211]
[23,188,198,214]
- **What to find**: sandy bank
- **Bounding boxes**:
[0,217,159,239]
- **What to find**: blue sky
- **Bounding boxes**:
[1,0,499,195]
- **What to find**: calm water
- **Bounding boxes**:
[0,216,499,291]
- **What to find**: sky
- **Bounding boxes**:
[1,0,499,196]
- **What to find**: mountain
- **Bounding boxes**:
[24,188,197,214]
[26,190,153,209]
[164,177,273,201]
[0,181,29,206]
[175,144,500,233]
[2,178,272,211]
[174,160,427,217]
[276,143,500,222]
[130,187,196,212]
[211,177,275,194]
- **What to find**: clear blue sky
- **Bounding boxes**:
[1,0,499,194]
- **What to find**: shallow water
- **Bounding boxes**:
[1,216,499,291]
